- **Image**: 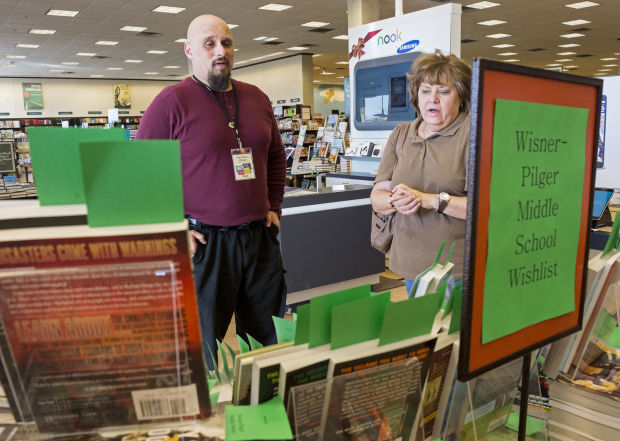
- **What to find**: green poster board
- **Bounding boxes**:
[22,83,43,110]
[459,59,602,381]
[483,99,588,343]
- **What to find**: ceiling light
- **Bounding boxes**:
[258,4,293,11]
[6,55,26,59]
[556,59,573,62]
[466,1,500,9]
[312,54,323,57]
[46,9,79,17]
[234,48,239,52]
[546,63,562,67]
[96,41,119,46]
[598,68,612,71]
[164,65,180,68]
[320,71,335,75]
[498,52,517,56]
[493,43,514,48]
[124,59,143,63]
[565,1,599,9]
[504,59,519,62]
[602,64,618,67]
[264,37,278,42]
[478,20,506,26]
[335,61,349,65]
[76,52,96,57]
[313,80,321,83]
[174,38,187,43]
[560,33,585,38]
[254,36,268,41]
[564,65,578,69]
[16,44,39,48]
[562,19,591,25]
[0,64,17,68]
[120,26,147,32]
[337,76,345,79]
[558,51,576,55]
[332,35,348,40]
[152,6,185,14]
[288,46,309,50]
[48,69,64,72]
[107,67,123,70]
[615,52,619,56]
[486,33,511,38]
[61,61,78,65]
[600,57,618,61]
[146,50,167,54]
[559,43,580,47]
[228,24,239,29]
[29,29,56,35]
[90,74,104,78]
[144,72,159,75]
[301,22,330,28]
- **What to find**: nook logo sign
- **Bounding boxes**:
[377,28,402,46]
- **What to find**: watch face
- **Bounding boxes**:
[439,192,450,202]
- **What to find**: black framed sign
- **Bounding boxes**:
[0,141,16,173]
[459,59,602,380]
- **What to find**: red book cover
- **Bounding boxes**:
[0,224,210,434]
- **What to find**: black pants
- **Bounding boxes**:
[190,219,287,370]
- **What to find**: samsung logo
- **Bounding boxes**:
[397,39,420,54]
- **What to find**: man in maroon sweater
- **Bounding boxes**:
[136,14,287,369]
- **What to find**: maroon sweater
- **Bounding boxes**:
[136,77,286,226]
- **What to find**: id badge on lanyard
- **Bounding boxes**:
[231,147,256,181]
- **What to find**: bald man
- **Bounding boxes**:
[137,14,287,370]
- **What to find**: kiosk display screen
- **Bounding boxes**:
[353,52,419,131]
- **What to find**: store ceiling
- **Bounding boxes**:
[0,0,618,84]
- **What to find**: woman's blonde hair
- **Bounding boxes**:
[407,50,472,115]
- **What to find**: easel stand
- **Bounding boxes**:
[518,352,531,441]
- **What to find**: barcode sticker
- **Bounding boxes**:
[132,384,200,420]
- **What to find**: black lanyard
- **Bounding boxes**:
[192,75,243,148]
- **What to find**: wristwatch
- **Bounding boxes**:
[436,192,451,214]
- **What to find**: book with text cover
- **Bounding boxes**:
[248,344,306,405]
[319,334,437,441]
[419,332,460,441]
[0,221,210,434]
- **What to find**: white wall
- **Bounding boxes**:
[0,78,175,118]
[597,76,620,189]
[232,54,313,107]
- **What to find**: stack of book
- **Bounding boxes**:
[548,377,620,441]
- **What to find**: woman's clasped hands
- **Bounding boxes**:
[388,183,422,215]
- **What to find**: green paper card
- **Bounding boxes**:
[28,127,127,205]
[208,378,218,391]
[226,395,293,441]
[505,411,546,435]
[308,285,370,347]
[237,335,250,354]
[331,292,390,349]
[78,140,184,227]
[294,304,310,346]
[379,292,443,346]
[272,316,296,343]
[210,392,220,404]
[483,99,587,343]
[247,333,263,351]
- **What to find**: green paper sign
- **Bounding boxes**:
[237,335,250,354]
[505,411,546,435]
[78,140,184,227]
[272,316,296,343]
[226,395,293,440]
[331,292,390,349]
[308,285,370,347]
[294,304,310,345]
[379,291,442,346]
[247,333,263,351]
[483,99,587,343]
[28,127,126,205]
